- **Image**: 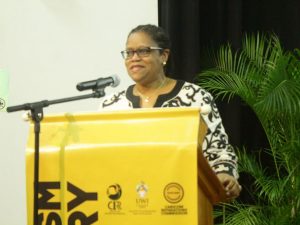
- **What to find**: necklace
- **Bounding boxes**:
[135,78,167,103]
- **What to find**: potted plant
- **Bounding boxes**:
[196,33,300,224]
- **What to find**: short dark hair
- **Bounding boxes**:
[128,24,171,50]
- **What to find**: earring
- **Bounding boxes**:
[163,61,167,65]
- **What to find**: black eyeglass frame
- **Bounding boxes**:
[120,46,163,59]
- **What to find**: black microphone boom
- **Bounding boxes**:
[76,75,120,91]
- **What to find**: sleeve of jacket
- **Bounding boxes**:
[199,90,239,179]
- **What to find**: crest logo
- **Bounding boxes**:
[136,181,148,198]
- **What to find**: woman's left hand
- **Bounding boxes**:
[216,173,241,200]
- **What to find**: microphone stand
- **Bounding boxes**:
[7,87,106,225]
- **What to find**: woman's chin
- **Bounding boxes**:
[129,73,146,83]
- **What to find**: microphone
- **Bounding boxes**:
[76,75,120,91]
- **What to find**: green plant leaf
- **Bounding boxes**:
[197,32,300,225]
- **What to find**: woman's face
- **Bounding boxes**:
[124,32,169,85]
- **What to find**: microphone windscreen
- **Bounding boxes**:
[111,74,120,87]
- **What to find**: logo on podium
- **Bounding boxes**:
[161,182,188,215]
[106,184,123,213]
[136,181,149,208]
[163,182,184,204]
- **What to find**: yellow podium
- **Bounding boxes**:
[26,107,226,225]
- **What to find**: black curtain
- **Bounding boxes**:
[158,0,300,203]
[159,0,300,78]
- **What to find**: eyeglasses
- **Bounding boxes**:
[121,47,163,59]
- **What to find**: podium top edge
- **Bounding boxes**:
[33,107,202,123]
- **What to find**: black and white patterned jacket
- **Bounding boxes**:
[99,80,238,178]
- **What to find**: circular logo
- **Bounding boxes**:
[164,183,184,204]
[0,98,5,110]
[107,184,122,200]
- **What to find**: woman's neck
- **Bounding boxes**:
[135,76,167,94]
[134,77,176,108]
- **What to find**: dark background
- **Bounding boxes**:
[158,0,300,203]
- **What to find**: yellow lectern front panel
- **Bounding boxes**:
[26,108,201,225]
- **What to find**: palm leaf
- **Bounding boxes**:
[215,203,269,225]
[254,54,300,119]
[198,45,258,105]
[197,32,300,225]
[236,148,264,178]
